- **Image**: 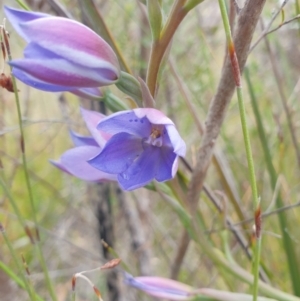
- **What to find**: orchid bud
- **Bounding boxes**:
[4,6,120,99]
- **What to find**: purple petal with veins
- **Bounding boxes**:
[80,107,110,147]
[4,6,48,41]
[97,110,152,137]
[50,146,116,182]
[88,132,144,175]
[69,131,98,147]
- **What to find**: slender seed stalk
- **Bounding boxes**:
[218,1,261,301]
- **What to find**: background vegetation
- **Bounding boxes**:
[0,0,300,300]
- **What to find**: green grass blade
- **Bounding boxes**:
[0,261,44,301]
[245,67,300,296]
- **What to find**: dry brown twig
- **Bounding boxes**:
[250,0,289,52]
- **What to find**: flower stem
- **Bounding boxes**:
[218,1,261,301]
[6,43,58,301]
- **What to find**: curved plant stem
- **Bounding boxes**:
[146,0,188,96]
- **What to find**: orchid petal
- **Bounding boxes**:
[22,43,117,88]
[171,156,179,177]
[133,108,174,125]
[88,132,143,174]
[9,58,115,88]
[165,124,186,156]
[71,88,102,100]
[4,6,48,41]
[51,146,116,182]
[49,160,71,175]
[117,144,160,190]
[20,17,119,73]
[155,147,177,182]
[12,68,72,92]
[97,110,152,137]
[124,273,193,301]
[80,108,110,147]
[69,131,98,147]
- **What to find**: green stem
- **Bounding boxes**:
[0,175,26,227]
[245,67,300,297]
[8,55,58,301]
[236,87,258,206]
[14,0,30,10]
[218,1,260,301]
[1,225,36,301]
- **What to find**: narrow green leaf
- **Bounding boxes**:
[245,67,300,297]
[147,0,163,41]
[0,261,44,301]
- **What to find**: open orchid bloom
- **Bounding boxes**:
[51,108,185,190]
[88,108,186,190]
[50,108,117,182]
[4,6,120,99]
[124,273,194,300]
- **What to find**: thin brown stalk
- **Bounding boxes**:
[250,0,289,52]
[263,15,300,37]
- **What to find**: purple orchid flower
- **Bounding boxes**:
[50,108,117,182]
[88,108,186,191]
[4,6,120,99]
[124,273,194,300]
[51,108,185,190]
